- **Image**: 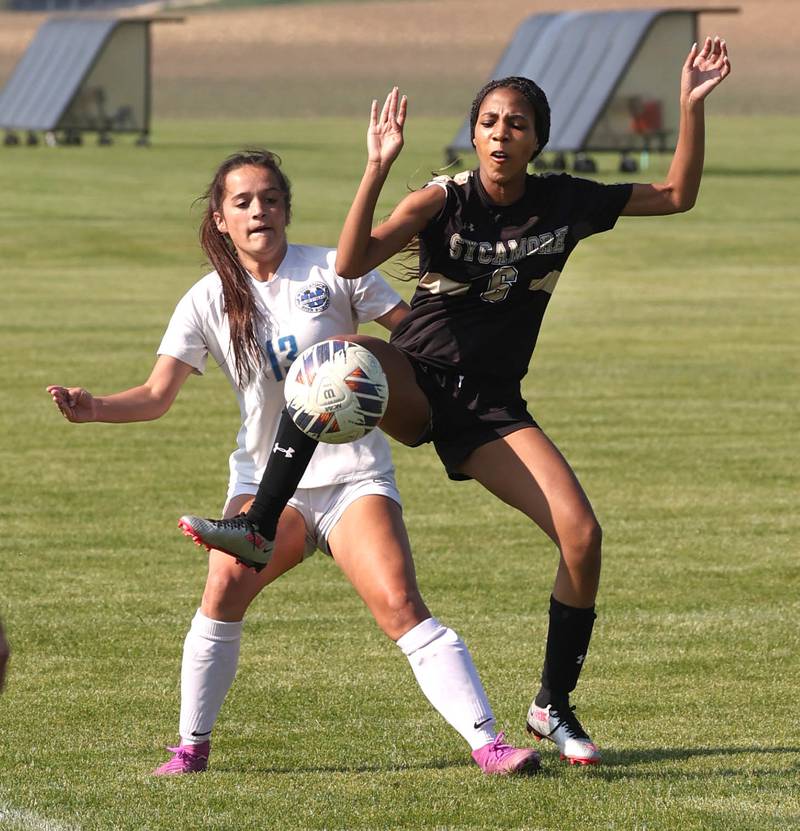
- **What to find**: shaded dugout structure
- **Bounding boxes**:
[447,7,738,170]
[0,17,180,146]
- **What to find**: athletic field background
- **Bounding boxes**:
[1,1,799,830]
[1,0,799,120]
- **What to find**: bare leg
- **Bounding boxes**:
[337,335,430,445]
[327,494,429,639]
[459,427,602,607]
[459,428,603,763]
[201,494,307,621]
[328,496,514,758]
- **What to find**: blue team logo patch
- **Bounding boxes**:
[296,283,330,313]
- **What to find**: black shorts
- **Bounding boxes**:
[405,355,538,481]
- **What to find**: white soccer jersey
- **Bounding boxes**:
[158,244,402,490]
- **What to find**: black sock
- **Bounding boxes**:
[244,409,318,539]
[535,595,597,709]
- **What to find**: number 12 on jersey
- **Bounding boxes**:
[265,335,298,381]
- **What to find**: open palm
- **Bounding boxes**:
[683,36,731,104]
[367,87,407,168]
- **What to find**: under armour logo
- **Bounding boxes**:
[576,654,585,665]
[272,443,295,458]
[463,222,476,232]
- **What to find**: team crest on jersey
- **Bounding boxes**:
[296,283,330,313]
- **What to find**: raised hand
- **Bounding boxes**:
[682,36,731,104]
[367,87,407,169]
[47,385,97,423]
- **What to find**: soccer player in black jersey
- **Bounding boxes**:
[183,37,730,766]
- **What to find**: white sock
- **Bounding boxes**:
[178,609,243,745]
[397,617,496,751]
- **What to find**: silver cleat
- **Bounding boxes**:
[526,701,601,765]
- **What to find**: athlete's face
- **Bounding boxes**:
[473,87,539,184]
[214,165,289,270]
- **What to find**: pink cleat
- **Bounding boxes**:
[471,732,540,775]
[152,741,210,776]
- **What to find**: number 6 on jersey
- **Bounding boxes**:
[480,266,519,303]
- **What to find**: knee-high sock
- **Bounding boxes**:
[536,595,596,707]
[397,617,495,751]
[178,610,243,745]
[245,409,318,539]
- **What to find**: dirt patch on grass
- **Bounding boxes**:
[1,0,797,117]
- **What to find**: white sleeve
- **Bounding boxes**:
[424,175,451,193]
[157,288,209,375]
[348,269,403,324]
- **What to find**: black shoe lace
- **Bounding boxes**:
[217,513,255,531]
[551,705,590,741]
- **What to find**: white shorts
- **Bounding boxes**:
[224,474,401,558]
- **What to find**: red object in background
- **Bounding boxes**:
[630,99,663,135]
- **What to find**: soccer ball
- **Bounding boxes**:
[284,339,389,444]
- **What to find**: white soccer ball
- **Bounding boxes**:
[284,339,389,444]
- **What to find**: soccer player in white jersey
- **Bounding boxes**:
[47,150,538,776]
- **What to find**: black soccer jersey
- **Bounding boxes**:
[390,169,632,383]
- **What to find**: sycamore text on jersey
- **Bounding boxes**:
[448,226,568,265]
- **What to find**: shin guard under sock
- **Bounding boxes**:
[179,610,243,744]
[397,617,496,751]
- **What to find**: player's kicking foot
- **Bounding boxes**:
[178,514,274,572]
[471,732,540,775]
[152,741,210,775]
[526,701,601,765]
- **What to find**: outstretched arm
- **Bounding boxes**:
[622,36,731,216]
[47,355,194,424]
[336,88,444,277]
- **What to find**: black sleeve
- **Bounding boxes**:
[564,175,633,241]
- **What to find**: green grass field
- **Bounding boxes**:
[1,115,798,831]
